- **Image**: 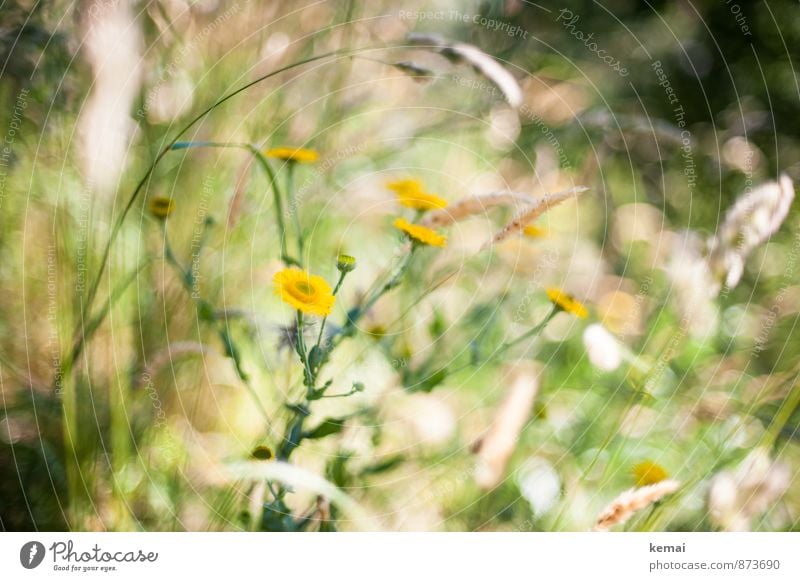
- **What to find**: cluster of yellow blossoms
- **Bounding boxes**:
[258,152,589,321]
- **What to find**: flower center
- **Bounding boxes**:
[293,281,314,297]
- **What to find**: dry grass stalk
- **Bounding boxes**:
[474,362,541,489]
[593,479,681,531]
[407,33,523,108]
[708,173,795,290]
[421,191,538,228]
[483,186,588,249]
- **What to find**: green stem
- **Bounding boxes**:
[338,244,417,341]
[315,270,348,350]
[286,163,304,266]
[762,372,800,451]
[245,145,297,267]
[63,259,153,377]
[295,311,314,393]
[449,307,558,376]
[175,141,297,266]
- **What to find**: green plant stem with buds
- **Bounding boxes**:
[315,270,348,351]
[278,268,352,460]
[67,47,395,385]
[336,244,418,343]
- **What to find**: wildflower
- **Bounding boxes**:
[387,179,448,210]
[265,147,319,163]
[632,460,669,487]
[387,179,423,195]
[148,196,175,219]
[336,254,357,273]
[393,218,447,247]
[251,445,274,461]
[546,287,588,319]
[274,268,335,316]
[582,324,622,371]
[523,224,547,239]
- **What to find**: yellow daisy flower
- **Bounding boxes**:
[251,445,275,461]
[387,179,448,210]
[393,218,447,247]
[148,196,175,219]
[274,268,335,316]
[546,287,588,319]
[523,224,547,239]
[386,179,423,195]
[265,147,319,163]
[632,460,668,487]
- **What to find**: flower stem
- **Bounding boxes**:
[450,307,558,375]
[294,311,314,392]
[315,270,348,351]
[338,244,417,341]
[286,163,305,266]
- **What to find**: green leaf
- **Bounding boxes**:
[308,345,328,373]
[303,418,347,440]
[360,454,405,475]
[428,308,447,340]
[409,367,448,393]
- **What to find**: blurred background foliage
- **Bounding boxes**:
[1,0,798,531]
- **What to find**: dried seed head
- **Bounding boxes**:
[421,191,538,228]
[708,174,795,290]
[483,186,588,249]
[593,479,681,531]
[407,33,523,108]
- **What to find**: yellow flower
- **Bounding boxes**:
[546,287,588,318]
[523,224,547,238]
[632,461,668,487]
[251,445,274,461]
[274,268,335,316]
[386,179,422,195]
[265,147,319,163]
[148,196,175,219]
[393,218,447,247]
[387,179,448,210]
